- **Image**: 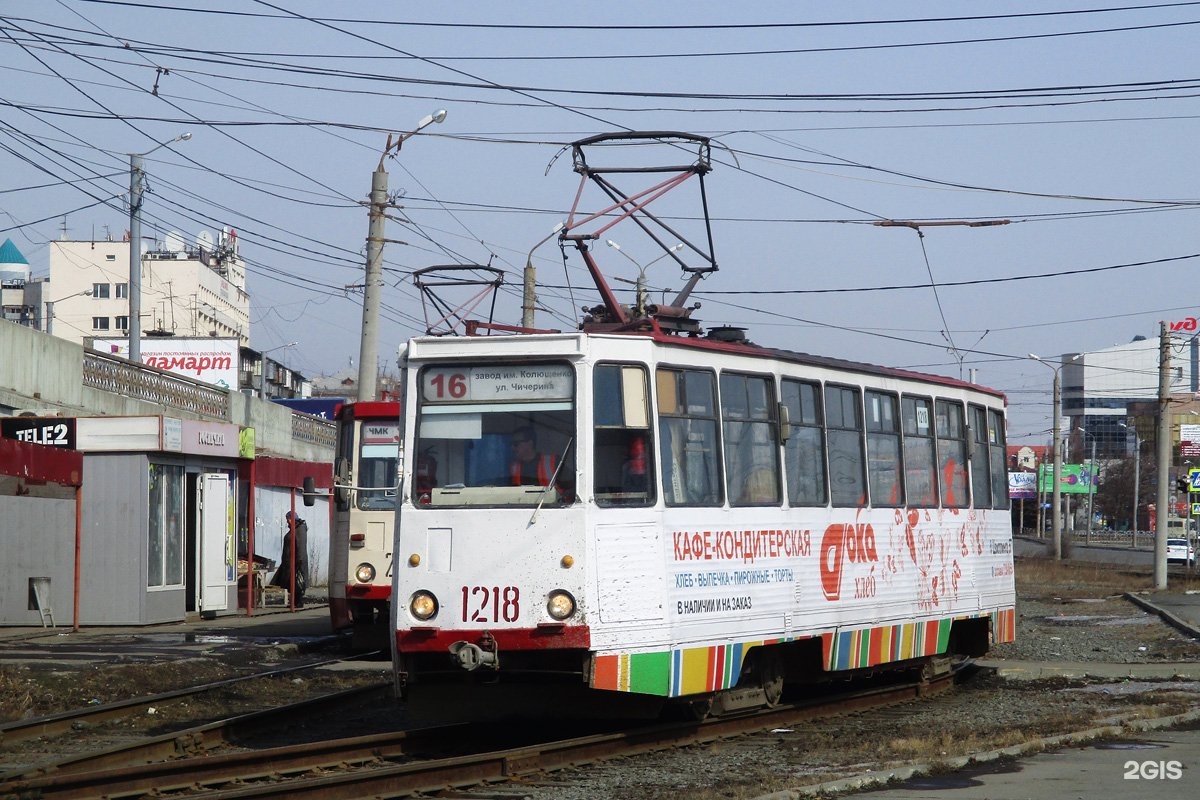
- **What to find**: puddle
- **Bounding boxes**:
[890,775,985,791]
[871,761,1021,793]
[1094,741,1165,750]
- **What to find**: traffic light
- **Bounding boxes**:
[1177,476,1190,494]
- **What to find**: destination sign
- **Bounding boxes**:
[422,364,573,403]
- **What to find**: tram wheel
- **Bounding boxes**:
[684,694,714,721]
[758,651,785,707]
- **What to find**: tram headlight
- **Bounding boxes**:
[409,591,439,621]
[354,563,376,583]
[546,590,576,621]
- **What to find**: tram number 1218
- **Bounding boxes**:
[462,585,520,623]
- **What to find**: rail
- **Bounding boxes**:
[0,673,954,799]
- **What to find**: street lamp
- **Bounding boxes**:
[45,289,93,336]
[358,109,446,402]
[129,132,191,364]
[259,342,297,399]
[605,240,685,316]
[1029,354,1064,560]
[1118,420,1141,548]
[522,222,565,329]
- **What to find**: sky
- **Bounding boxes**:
[3,1,1199,445]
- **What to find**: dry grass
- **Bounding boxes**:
[0,666,34,720]
[1015,554,1200,598]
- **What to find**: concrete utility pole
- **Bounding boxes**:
[357,110,445,402]
[1030,354,1064,560]
[128,153,144,362]
[1051,367,1063,560]
[522,223,564,329]
[1155,321,1171,589]
[128,133,190,364]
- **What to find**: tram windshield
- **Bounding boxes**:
[357,420,400,510]
[413,363,576,507]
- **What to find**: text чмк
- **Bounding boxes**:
[673,529,811,564]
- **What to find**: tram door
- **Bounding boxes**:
[198,472,231,614]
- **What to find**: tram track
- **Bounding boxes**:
[0,671,954,800]
[0,651,385,748]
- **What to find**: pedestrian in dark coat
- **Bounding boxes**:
[270,511,308,606]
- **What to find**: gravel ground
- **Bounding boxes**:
[514,589,1200,800]
[4,560,1200,799]
[990,595,1200,663]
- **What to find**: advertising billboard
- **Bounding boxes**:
[1008,472,1037,499]
[1037,463,1098,494]
[90,337,240,390]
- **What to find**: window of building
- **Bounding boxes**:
[825,384,865,506]
[901,396,938,507]
[92,283,110,299]
[936,399,969,508]
[115,283,128,298]
[782,378,827,506]
[148,463,184,588]
[657,367,722,506]
[866,391,903,507]
[721,372,779,506]
[115,315,129,330]
[92,316,110,330]
[105,254,117,261]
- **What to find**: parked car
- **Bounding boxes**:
[1166,537,1196,566]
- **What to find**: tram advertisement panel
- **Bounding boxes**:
[667,509,1012,623]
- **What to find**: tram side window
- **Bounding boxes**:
[866,391,903,507]
[988,408,1009,509]
[936,399,969,508]
[969,405,992,510]
[721,372,780,506]
[902,396,938,507]
[782,379,827,506]
[825,384,866,507]
[594,363,655,507]
[334,419,354,512]
[657,368,722,506]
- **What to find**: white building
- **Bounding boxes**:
[1063,335,1198,458]
[40,229,249,346]
[0,238,36,327]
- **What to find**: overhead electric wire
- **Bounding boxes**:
[66,1,1200,31]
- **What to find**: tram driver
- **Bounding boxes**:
[509,426,556,486]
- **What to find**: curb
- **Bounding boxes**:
[752,708,1200,799]
[1124,591,1200,640]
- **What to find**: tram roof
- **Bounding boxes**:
[404,329,1006,404]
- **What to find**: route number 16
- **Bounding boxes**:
[429,372,467,399]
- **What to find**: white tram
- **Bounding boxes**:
[329,401,403,649]
[390,330,1015,714]
[388,132,1015,716]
